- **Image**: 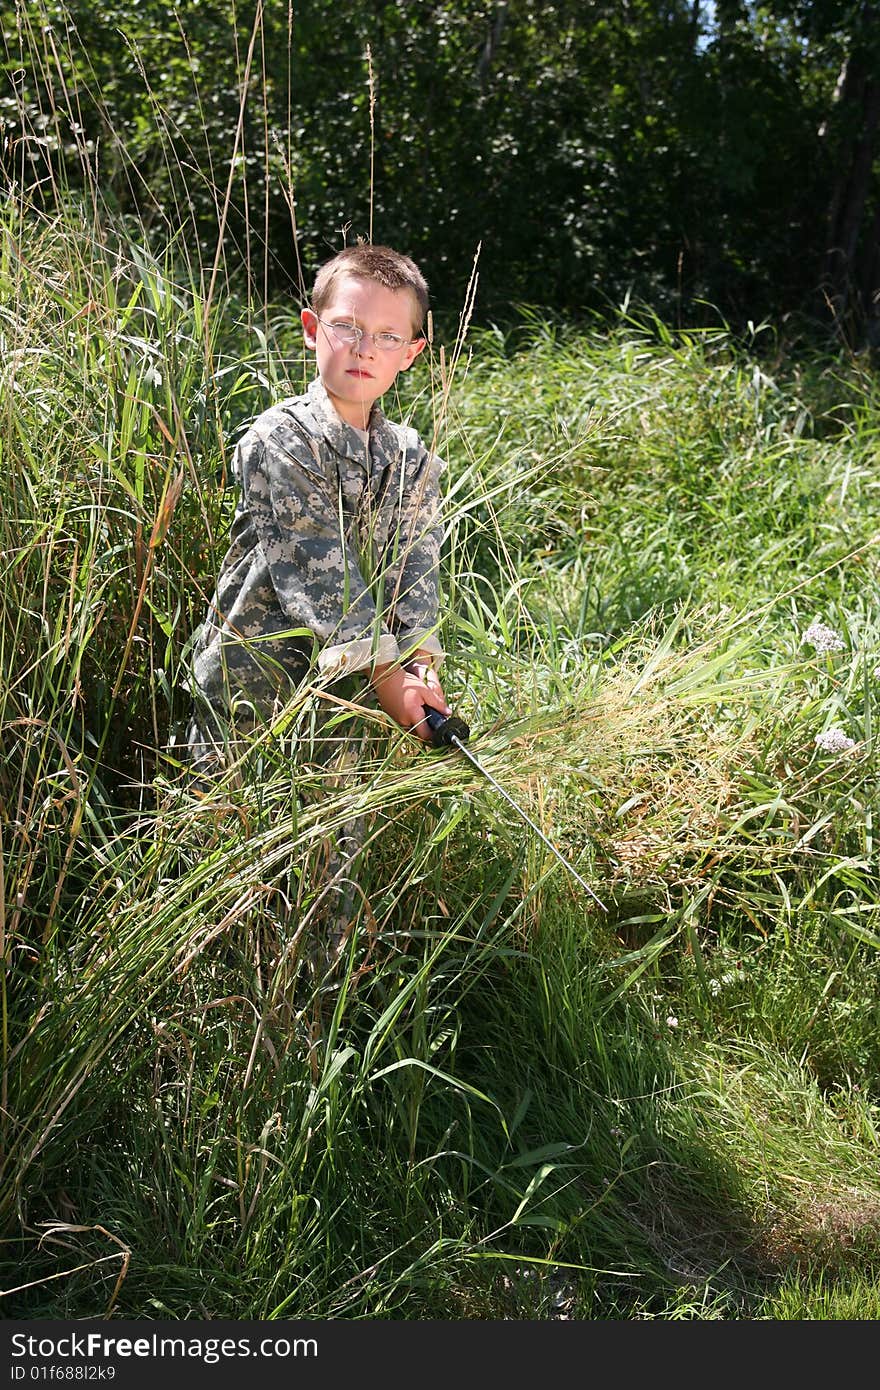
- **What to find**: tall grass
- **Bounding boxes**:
[4,12,880,1322]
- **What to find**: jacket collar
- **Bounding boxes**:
[303,378,403,467]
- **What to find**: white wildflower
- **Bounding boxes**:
[709,979,722,997]
[666,1015,679,1029]
[802,622,845,654]
[814,726,856,754]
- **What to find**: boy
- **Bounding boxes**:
[190,242,451,749]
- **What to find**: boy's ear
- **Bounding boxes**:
[301,308,318,350]
[400,335,427,371]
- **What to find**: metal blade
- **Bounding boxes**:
[449,734,606,911]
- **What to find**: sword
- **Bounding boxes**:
[422,705,607,911]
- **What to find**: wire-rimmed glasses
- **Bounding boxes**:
[315,318,422,351]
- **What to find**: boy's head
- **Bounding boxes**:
[310,244,429,336]
[302,244,429,428]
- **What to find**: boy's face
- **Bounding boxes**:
[301,274,426,428]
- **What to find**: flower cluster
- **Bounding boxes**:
[802,622,845,654]
[814,726,856,754]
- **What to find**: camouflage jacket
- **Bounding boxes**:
[192,378,445,718]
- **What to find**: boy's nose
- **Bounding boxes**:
[354,334,377,356]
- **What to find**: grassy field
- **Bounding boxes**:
[3,193,880,1321]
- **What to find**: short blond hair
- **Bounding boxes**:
[310,244,429,335]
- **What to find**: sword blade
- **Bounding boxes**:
[449,735,606,911]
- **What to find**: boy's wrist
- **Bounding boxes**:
[403,656,433,676]
[370,659,396,684]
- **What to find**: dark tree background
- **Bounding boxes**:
[2,0,878,341]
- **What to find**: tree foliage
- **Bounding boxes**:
[1,0,878,338]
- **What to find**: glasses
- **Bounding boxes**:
[315,318,422,352]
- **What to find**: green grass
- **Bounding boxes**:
[4,174,880,1320]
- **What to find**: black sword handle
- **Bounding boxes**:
[423,705,471,748]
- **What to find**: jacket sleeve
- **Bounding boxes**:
[239,423,400,677]
[382,440,446,666]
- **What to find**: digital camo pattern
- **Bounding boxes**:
[191,377,445,721]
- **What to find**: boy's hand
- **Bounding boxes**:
[371,657,450,743]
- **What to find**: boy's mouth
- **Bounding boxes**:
[346,369,373,379]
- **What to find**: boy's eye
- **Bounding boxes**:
[320,320,408,350]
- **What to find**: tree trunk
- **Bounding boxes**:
[822,9,880,341]
[859,199,880,345]
[476,2,508,89]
